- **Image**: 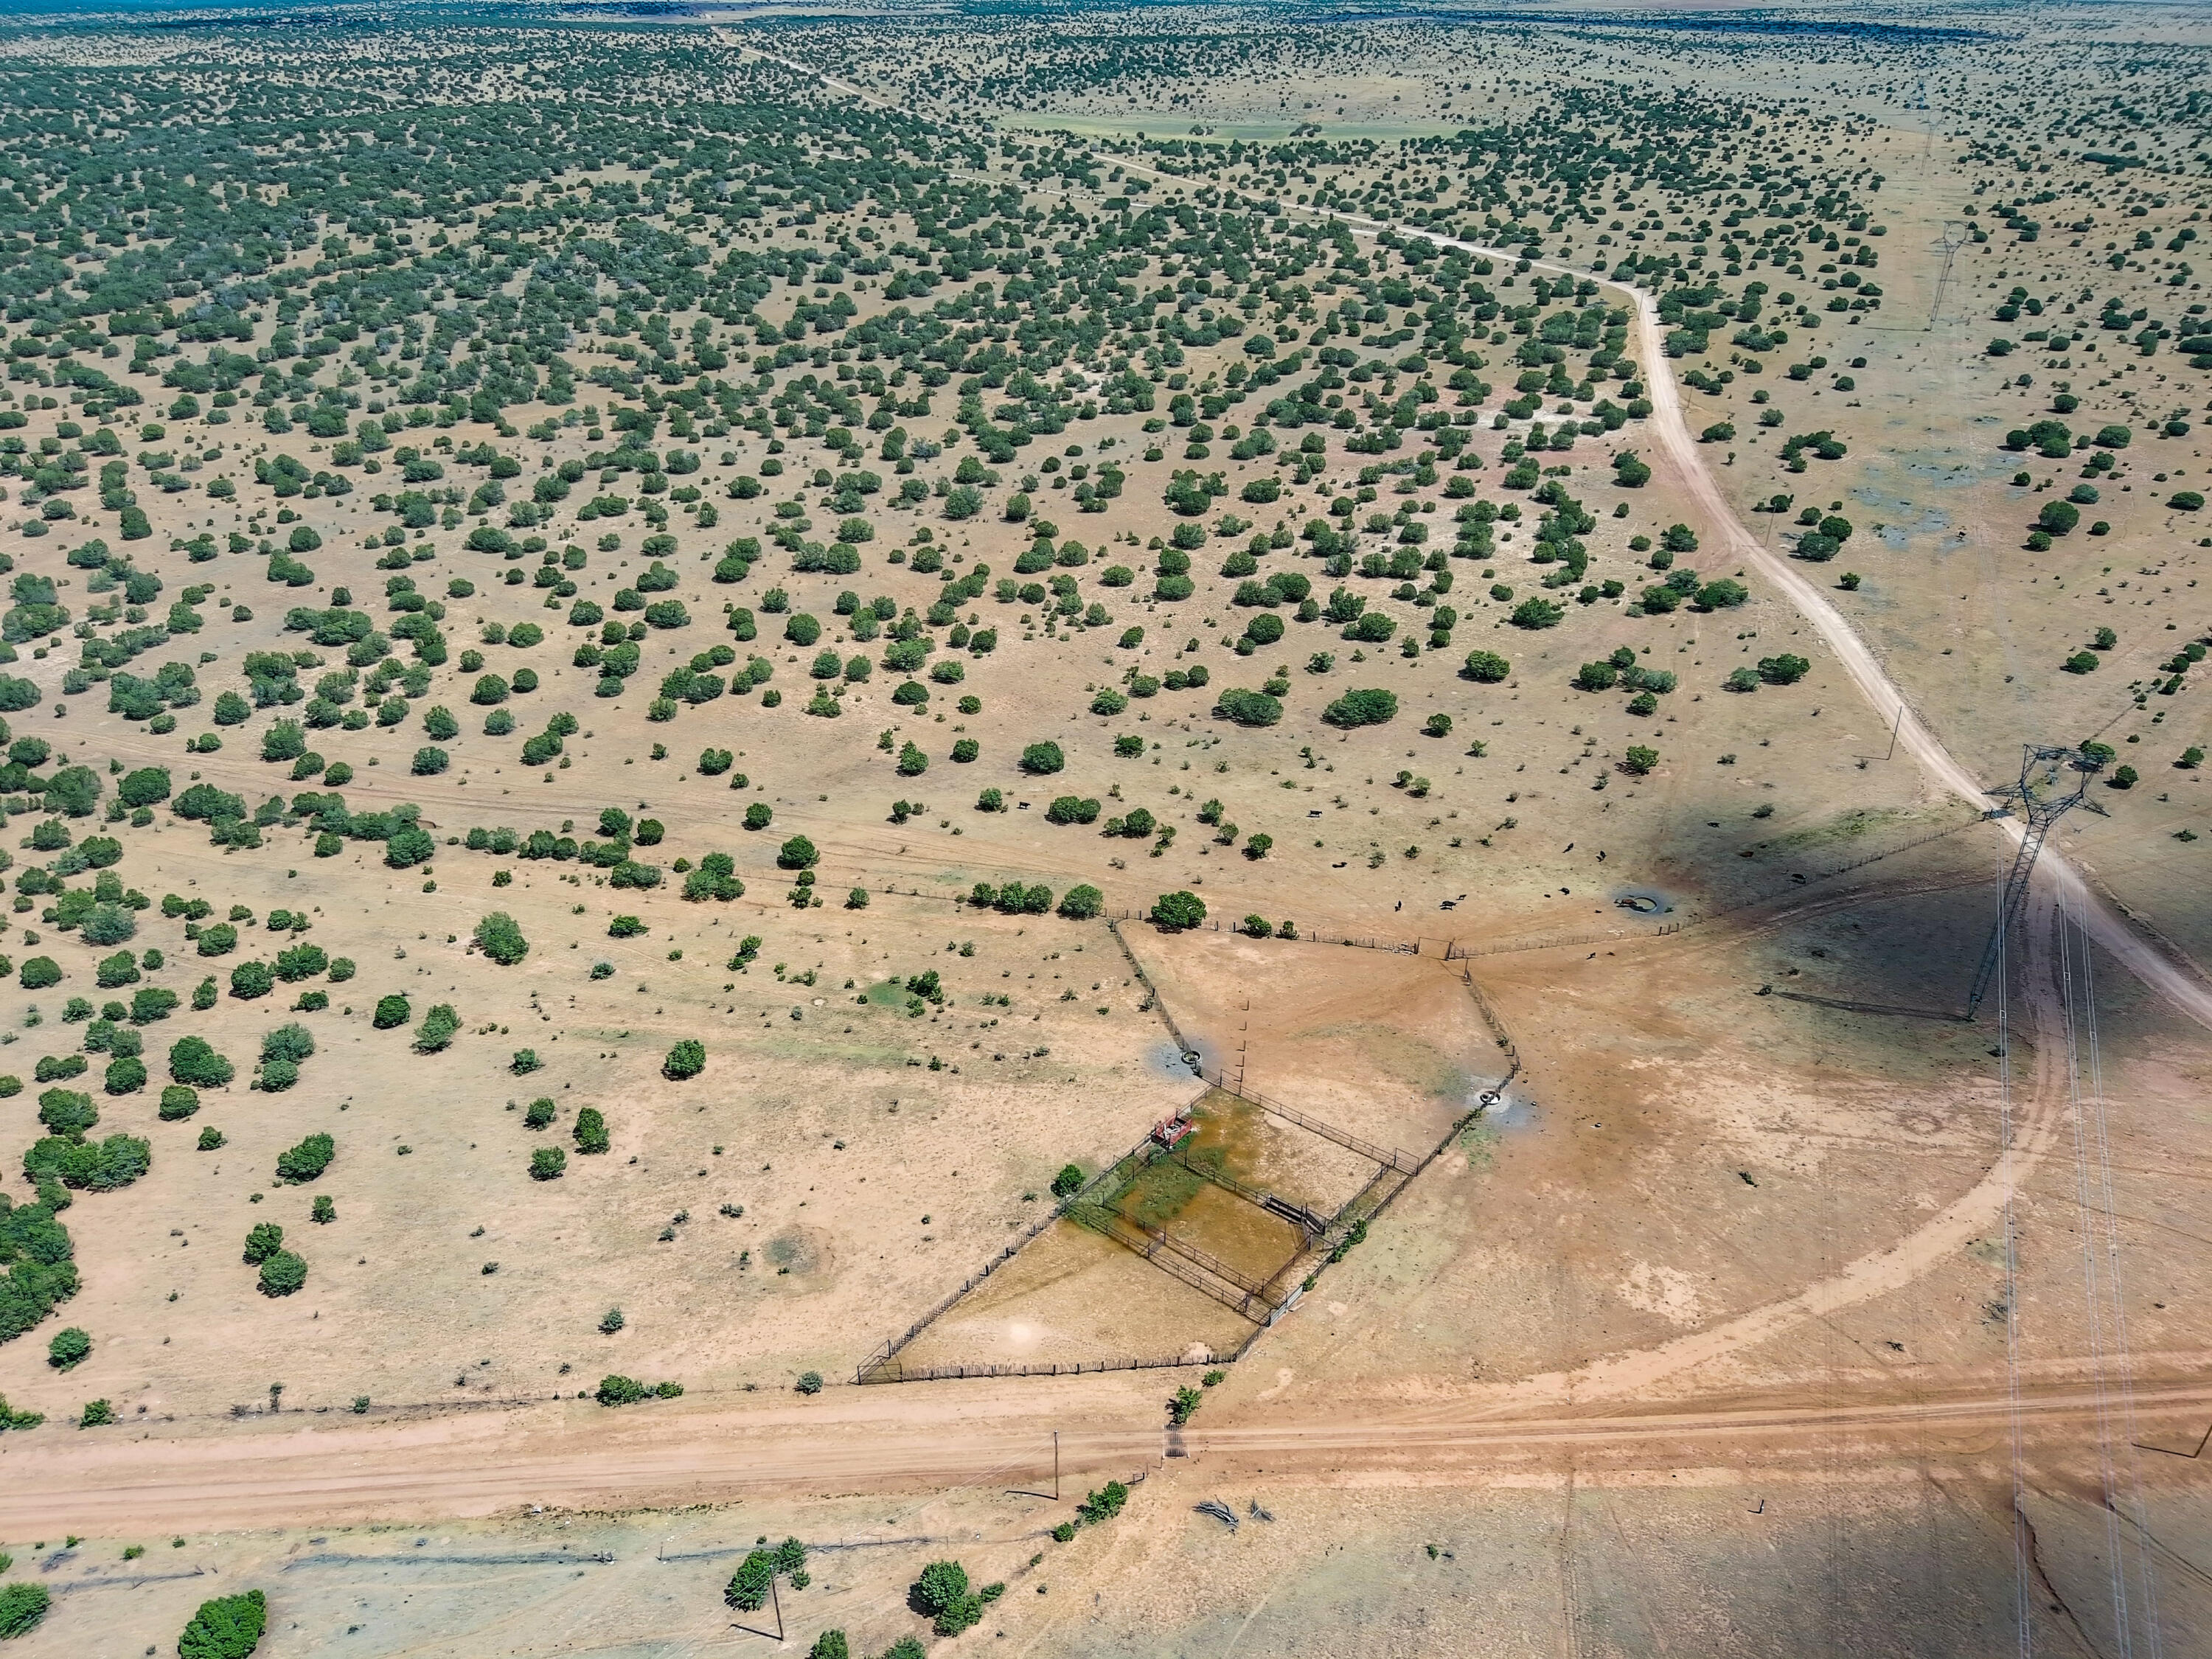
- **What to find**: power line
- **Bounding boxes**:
[1966,745,2107,1019]
[2075,900,2166,1659]
[2058,896,2135,1657]
[1995,872,2032,1659]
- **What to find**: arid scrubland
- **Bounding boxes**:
[0,3,2205,1654]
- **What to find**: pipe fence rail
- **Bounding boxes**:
[1158,1141,1307,1229]
[1191,1065,1421,1173]
[1077,1206,1273,1324]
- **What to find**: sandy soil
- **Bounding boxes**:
[4,11,2212,1658]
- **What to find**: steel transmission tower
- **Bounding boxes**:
[1965,745,2107,1019]
[1927,220,1966,330]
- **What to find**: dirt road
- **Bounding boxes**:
[1295,211,2212,1029]
[2,1369,2203,1535]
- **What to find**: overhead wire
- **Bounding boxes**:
[1997,865,2032,1659]
[2058,892,2134,1658]
[2076,900,2166,1659]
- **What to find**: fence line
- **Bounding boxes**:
[1191,1065,1421,1173]
[859,1351,1228,1385]
[1074,1206,1273,1323]
[1160,1141,1329,1237]
[1458,961,1520,1076]
[853,908,1537,1387]
[1105,918,1197,1057]
[873,810,1980,967]
[852,1126,1180,1384]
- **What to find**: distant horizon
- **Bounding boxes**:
[0,0,2013,22]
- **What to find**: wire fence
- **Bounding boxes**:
[853,1116,1200,1384]
[854,882,1540,1387]
[1105,918,1195,1054]
[874,811,1980,971]
[859,1352,1230,1385]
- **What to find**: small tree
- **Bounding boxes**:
[177,1589,266,1659]
[914,1560,981,1637]
[260,721,307,764]
[372,993,411,1029]
[1057,883,1104,919]
[46,1326,90,1370]
[1322,688,1397,727]
[1214,688,1283,726]
[261,1024,315,1066]
[529,1147,567,1180]
[243,1222,285,1264]
[1697,579,1749,610]
[275,1132,335,1183]
[229,961,276,1001]
[38,1088,97,1137]
[0,1583,50,1640]
[1051,1163,1086,1198]
[1020,740,1065,774]
[1510,597,1564,630]
[726,1551,776,1612]
[413,1003,459,1052]
[1622,746,1659,776]
[474,913,529,966]
[45,765,103,817]
[663,1039,706,1080]
[386,826,434,868]
[776,835,818,870]
[257,1249,307,1297]
[1152,890,1206,931]
[1078,1479,1130,1524]
[574,1107,611,1154]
